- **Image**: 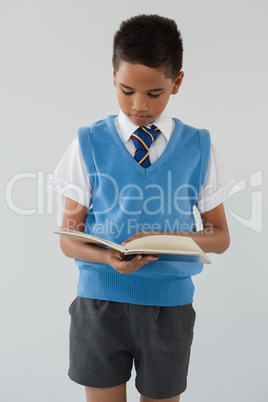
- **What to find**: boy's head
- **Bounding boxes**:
[112,15,184,126]
[112,14,183,81]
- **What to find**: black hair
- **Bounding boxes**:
[112,14,183,81]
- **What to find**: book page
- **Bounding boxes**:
[126,235,200,253]
[125,235,211,263]
[53,227,125,253]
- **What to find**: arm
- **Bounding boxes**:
[59,197,158,274]
[123,203,230,254]
[59,197,108,263]
[180,203,230,254]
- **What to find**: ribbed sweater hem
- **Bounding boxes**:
[76,265,195,307]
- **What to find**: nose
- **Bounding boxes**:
[132,95,148,112]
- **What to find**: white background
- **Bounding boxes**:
[1,0,267,401]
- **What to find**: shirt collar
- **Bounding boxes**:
[117,109,173,143]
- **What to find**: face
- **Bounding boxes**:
[113,62,184,126]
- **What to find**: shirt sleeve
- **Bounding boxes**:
[47,137,92,208]
[196,143,239,213]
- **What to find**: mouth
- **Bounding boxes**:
[130,114,150,122]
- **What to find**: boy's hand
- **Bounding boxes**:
[122,230,162,246]
[106,248,158,274]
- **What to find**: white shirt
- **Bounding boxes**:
[47,110,237,213]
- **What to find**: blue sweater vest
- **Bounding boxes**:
[75,115,211,306]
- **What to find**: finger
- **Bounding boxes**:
[146,255,159,261]
[121,231,151,246]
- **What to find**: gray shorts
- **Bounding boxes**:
[68,297,196,399]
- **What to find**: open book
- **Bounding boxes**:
[54,226,211,264]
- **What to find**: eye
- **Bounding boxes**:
[122,88,134,96]
[148,93,161,98]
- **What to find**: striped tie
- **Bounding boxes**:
[131,125,160,168]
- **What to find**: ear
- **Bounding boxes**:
[113,67,116,87]
[171,71,184,94]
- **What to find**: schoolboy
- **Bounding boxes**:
[48,14,235,402]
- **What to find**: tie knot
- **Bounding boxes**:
[131,125,160,168]
[134,125,159,143]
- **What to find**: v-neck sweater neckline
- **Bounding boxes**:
[106,115,183,179]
